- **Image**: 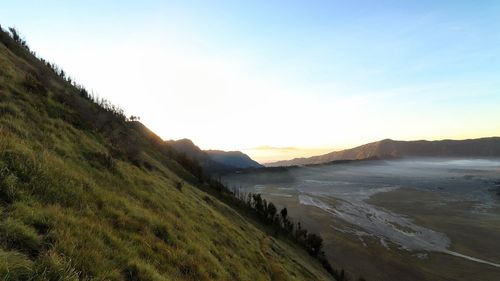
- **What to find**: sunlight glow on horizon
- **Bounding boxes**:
[1,1,499,162]
[241,146,339,164]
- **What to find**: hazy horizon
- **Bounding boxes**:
[2,1,499,161]
[239,135,500,163]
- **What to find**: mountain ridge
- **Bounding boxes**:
[166,138,263,173]
[266,137,500,166]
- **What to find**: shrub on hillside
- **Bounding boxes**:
[122,260,163,281]
[0,104,20,117]
[0,169,18,203]
[7,28,28,50]
[305,233,323,256]
[0,218,42,257]
[175,180,183,191]
[32,253,81,281]
[83,151,116,170]
[23,73,47,96]
[0,249,33,281]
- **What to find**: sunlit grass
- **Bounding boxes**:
[0,30,333,280]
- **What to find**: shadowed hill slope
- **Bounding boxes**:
[267,138,500,166]
[0,27,333,281]
[166,139,262,173]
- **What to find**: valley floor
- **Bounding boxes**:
[224,159,500,281]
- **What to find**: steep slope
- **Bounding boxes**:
[0,28,333,280]
[166,139,262,172]
[267,138,500,166]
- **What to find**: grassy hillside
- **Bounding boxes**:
[0,27,334,281]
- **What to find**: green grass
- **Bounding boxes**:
[0,29,333,280]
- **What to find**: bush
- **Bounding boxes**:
[23,73,47,96]
[0,218,42,256]
[32,253,81,281]
[83,151,115,170]
[152,224,173,246]
[0,173,18,203]
[7,28,28,49]
[175,180,183,191]
[305,233,323,256]
[122,260,163,281]
[0,150,39,184]
[0,249,33,281]
[178,257,202,280]
[0,104,19,117]
[9,204,54,235]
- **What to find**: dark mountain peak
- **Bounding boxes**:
[165,138,206,161]
[166,139,262,172]
[166,138,199,151]
[173,138,196,146]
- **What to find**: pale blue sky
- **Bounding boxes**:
[1,1,499,161]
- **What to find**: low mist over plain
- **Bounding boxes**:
[224,158,500,280]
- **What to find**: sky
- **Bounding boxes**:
[1,0,499,163]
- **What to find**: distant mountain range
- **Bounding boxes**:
[166,139,263,173]
[266,137,500,167]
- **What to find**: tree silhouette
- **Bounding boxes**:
[306,233,323,256]
[267,202,277,222]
